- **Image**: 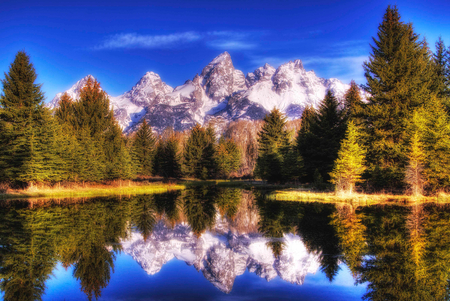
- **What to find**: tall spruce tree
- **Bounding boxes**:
[0,51,62,185]
[155,134,182,179]
[297,91,345,183]
[133,120,156,176]
[343,81,365,126]
[216,138,241,179]
[362,5,436,190]
[255,108,290,183]
[433,37,450,100]
[183,124,217,179]
[433,37,450,113]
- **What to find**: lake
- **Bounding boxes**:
[0,186,448,300]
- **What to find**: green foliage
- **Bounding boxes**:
[0,51,64,184]
[413,97,450,191]
[54,77,135,182]
[297,91,345,183]
[133,120,156,176]
[256,108,293,183]
[362,5,436,190]
[343,81,365,127]
[183,124,217,179]
[155,135,182,179]
[330,121,366,194]
[216,138,241,179]
[433,37,450,103]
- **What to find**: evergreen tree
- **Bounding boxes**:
[343,81,365,126]
[433,37,450,112]
[297,91,345,183]
[54,92,74,125]
[183,124,216,179]
[433,37,450,100]
[329,121,366,194]
[0,51,61,185]
[216,138,241,179]
[156,134,182,179]
[132,120,156,176]
[362,5,436,189]
[414,97,450,191]
[255,108,290,183]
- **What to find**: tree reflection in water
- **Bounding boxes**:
[1,190,450,300]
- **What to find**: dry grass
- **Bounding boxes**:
[267,189,450,207]
[0,181,185,200]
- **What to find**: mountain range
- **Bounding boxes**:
[47,52,361,133]
[121,216,321,293]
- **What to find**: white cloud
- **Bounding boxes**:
[94,32,202,50]
[206,31,259,50]
[207,40,257,50]
[93,30,261,51]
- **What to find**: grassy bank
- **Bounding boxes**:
[0,182,186,200]
[266,188,450,206]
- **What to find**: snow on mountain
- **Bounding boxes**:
[47,75,99,110]
[48,52,363,133]
[110,72,174,129]
[121,219,321,294]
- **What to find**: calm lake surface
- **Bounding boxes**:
[1,186,449,300]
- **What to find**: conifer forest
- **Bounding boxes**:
[1,6,450,196]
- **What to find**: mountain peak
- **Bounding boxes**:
[200,52,235,101]
[46,74,99,109]
[210,51,231,64]
[293,59,303,69]
[143,71,161,79]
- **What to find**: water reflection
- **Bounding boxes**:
[1,189,450,300]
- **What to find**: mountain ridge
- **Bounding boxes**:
[47,52,365,133]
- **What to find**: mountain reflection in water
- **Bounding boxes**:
[1,187,450,300]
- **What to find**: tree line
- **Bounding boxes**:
[255,5,450,194]
[0,58,242,185]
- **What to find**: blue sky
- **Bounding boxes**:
[1,0,449,102]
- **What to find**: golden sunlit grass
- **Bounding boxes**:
[0,182,185,200]
[267,189,450,207]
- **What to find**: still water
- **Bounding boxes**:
[0,187,449,300]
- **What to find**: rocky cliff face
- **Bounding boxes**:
[121,215,321,294]
[48,52,364,133]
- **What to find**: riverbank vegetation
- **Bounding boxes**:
[1,6,450,198]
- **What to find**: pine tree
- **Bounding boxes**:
[55,92,75,126]
[343,81,365,126]
[433,37,450,113]
[433,37,450,100]
[0,51,61,185]
[183,124,216,179]
[255,108,290,183]
[329,121,366,194]
[133,120,156,176]
[159,135,182,179]
[414,97,450,191]
[72,78,114,138]
[362,5,436,190]
[216,138,241,179]
[297,91,345,182]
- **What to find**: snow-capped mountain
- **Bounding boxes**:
[47,75,104,110]
[121,217,321,294]
[48,52,362,133]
